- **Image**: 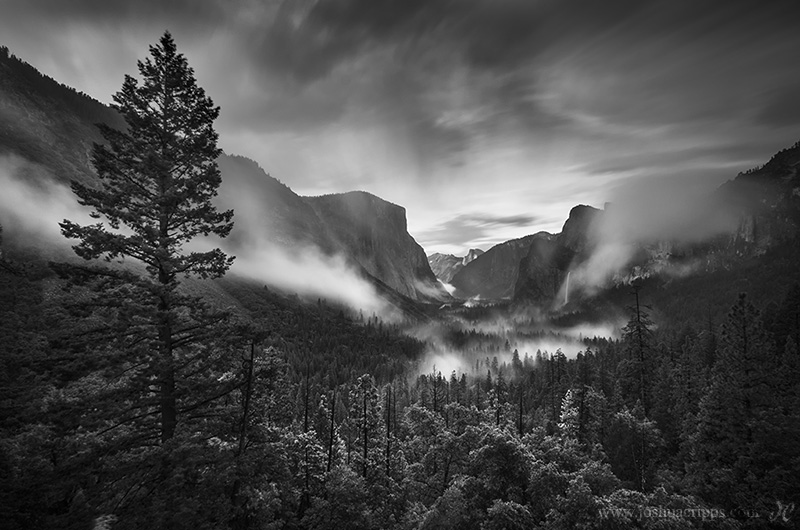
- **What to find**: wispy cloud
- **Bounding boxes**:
[416,212,543,252]
[3,0,800,254]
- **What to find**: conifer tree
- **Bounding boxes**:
[620,282,654,415]
[347,374,383,479]
[690,294,791,511]
[59,31,234,443]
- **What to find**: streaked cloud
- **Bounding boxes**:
[2,0,800,253]
[415,212,547,253]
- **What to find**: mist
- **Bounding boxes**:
[601,173,739,242]
[0,155,95,244]
[0,154,398,320]
[415,333,605,380]
[410,308,621,379]
[569,172,740,294]
[212,158,400,319]
[229,242,396,319]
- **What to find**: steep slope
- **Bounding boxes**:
[464,248,484,265]
[428,248,484,283]
[718,140,800,250]
[305,192,448,302]
[512,141,800,306]
[428,253,461,283]
[0,45,445,306]
[513,234,574,303]
[558,205,603,255]
[513,206,602,304]
[446,206,603,302]
[216,155,335,252]
[0,46,124,186]
[451,233,546,299]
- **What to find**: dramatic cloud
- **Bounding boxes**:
[3,0,800,253]
[416,212,546,253]
[231,243,396,319]
[0,154,396,319]
[0,155,95,244]
[567,169,743,294]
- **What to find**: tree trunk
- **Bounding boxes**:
[362,387,368,479]
[158,305,176,442]
[327,387,336,473]
[635,287,647,416]
[385,387,391,477]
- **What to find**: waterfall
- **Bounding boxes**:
[564,271,571,305]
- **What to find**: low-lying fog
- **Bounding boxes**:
[0,154,397,319]
[409,308,622,378]
[2,153,625,374]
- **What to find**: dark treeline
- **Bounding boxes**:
[0,44,126,188]
[2,32,799,530]
[3,234,799,528]
[0,45,124,130]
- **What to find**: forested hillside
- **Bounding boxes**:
[1,30,799,530]
[3,234,800,528]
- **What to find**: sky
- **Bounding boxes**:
[3,0,800,255]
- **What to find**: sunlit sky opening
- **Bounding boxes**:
[4,0,799,255]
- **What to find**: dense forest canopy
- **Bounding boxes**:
[1,32,799,530]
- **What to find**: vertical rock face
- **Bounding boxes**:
[463,248,484,265]
[304,192,449,302]
[511,206,603,304]
[510,142,800,304]
[217,155,335,253]
[719,141,800,250]
[451,234,548,299]
[428,248,485,283]
[559,205,603,255]
[0,48,448,305]
[428,253,462,283]
[514,236,575,303]
[218,162,450,302]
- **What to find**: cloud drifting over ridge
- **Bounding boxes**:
[230,243,395,319]
[568,171,742,293]
[0,155,95,243]
[417,212,546,252]
[2,1,800,253]
[0,154,397,318]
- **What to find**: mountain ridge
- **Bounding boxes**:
[427,248,484,284]
[0,45,447,305]
[441,148,800,305]
[449,233,550,299]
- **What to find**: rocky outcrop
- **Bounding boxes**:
[720,141,800,250]
[218,162,450,303]
[217,155,334,252]
[0,47,448,305]
[463,248,484,265]
[428,248,485,283]
[305,191,449,302]
[559,205,603,255]
[451,233,548,299]
[512,143,800,304]
[448,205,603,304]
[428,253,461,283]
[513,235,575,303]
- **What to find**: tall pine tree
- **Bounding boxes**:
[59,31,234,443]
[689,293,798,514]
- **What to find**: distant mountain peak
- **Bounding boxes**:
[462,248,484,265]
[0,47,446,306]
[448,233,552,299]
[559,205,603,253]
[428,248,484,284]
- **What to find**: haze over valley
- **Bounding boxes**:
[2,3,800,529]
